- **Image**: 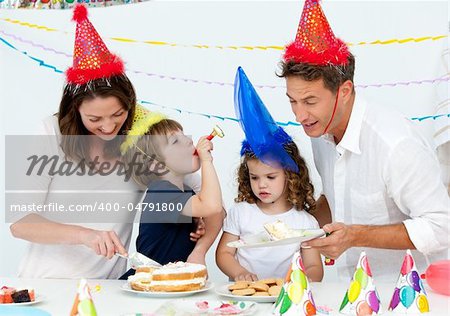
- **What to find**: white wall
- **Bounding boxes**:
[0,1,448,281]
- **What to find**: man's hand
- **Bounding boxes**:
[303,222,355,259]
[79,228,127,259]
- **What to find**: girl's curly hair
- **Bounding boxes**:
[235,141,316,213]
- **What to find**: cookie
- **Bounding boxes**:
[249,282,269,292]
[259,278,277,285]
[228,281,249,290]
[269,285,282,296]
[252,291,270,296]
[232,288,256,296]
[275,278,284,286]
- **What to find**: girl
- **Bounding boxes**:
[216,67,323,281]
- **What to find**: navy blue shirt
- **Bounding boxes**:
[119,180,197,280]
[137,180,196,263]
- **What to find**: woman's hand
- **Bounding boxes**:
[190,217,206,242]
[79,228,127,259]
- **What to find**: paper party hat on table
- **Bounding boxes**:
[388,250,429,314]
[272,251,316,316]
[339,251,381,315]
[70,279,97,316]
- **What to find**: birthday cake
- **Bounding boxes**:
[128,262,207,292]
[150,262,207,292]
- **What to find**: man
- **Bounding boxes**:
[280,0,449,279]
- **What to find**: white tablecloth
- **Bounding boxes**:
[1,277,449,315]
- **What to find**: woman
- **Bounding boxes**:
[9,4,208,279]
[9,4,142,279]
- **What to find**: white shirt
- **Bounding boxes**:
[311,95,450,280]
[223,202,319,279]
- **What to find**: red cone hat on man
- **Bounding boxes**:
[66,4,125,85]
[284,0,350,66]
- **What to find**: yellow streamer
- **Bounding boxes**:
[2,18,57,32]
[1,17,447,50]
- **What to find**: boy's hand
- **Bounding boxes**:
[196,136,213,162]
[187,250,208,279]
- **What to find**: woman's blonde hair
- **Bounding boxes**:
[235,141,316,213]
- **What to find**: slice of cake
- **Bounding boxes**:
[128,266,158,292]
[0,286,16,304]
[0,286,35,304]
[11,289,32,303]
[149,262,207,292]
[264,220,304,240]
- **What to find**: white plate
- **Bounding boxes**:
[121,281,213,298]
[2,295,45,306]
[227,229,325,248]
[215,283,277,303]
[153,298,257,315]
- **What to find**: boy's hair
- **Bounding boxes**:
[278,53,356,94]
[58,74,136,161]
[123,119,183,187]
[236,141,316,213]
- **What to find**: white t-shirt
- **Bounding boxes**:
[312,95,450,281]
[223,202,319,279]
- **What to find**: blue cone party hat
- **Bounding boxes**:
[234,67,298,172]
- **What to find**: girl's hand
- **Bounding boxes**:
[79,228,127,259]
[195,136,213,162]
[234,270,258,282]
[190,217,206,242]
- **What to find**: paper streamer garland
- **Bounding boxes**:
[1,30,449,91]
[340,251,381,315]
[0,34,448,125]
[0,17,447,49]
[0,0,146,10]
[389,250,430,314]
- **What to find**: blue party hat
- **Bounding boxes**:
[234,67,298,172]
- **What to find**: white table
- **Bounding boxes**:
[1,278,449,315]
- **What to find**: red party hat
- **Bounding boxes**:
[66,4,124,85]
[284,0,350,66]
